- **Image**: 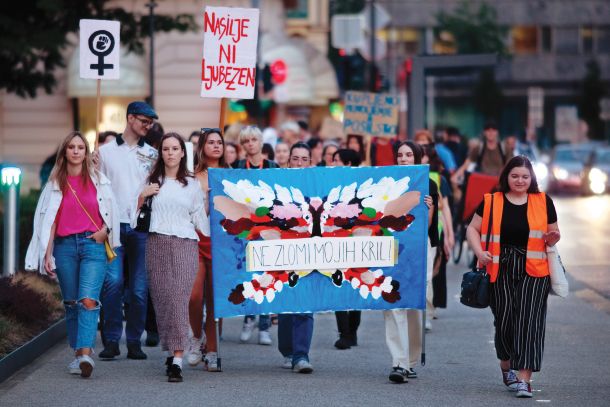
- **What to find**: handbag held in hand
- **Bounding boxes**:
[135,196,153,233]
[547,245,569,297]
[460,195,494,308]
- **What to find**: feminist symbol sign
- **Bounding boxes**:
[80,20,120,80]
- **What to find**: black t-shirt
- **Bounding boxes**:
[429,179,439,248]
[475,194,557,247]
[232,159,279,169]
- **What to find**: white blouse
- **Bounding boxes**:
[140,177,210,239]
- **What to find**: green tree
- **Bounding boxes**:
[0,0,197,98]
[578,60,605,140]
[435,1,507,121]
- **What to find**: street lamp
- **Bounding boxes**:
[2,166,21,276]
[146,1,157,108]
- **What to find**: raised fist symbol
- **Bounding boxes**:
[95,35,109,51]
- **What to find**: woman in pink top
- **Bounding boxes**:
[26,132,120,379]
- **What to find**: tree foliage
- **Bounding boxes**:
[0,0,197,98]
[578,60,605,140]
[435,0,508,55]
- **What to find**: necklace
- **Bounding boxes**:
[246,159,263,169]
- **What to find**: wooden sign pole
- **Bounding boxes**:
[94,79,101,151]
[218,97,226,131]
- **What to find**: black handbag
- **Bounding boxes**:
[460,195,494,308]
[135,196,153,233]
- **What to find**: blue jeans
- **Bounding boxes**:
[101,224,148,344]
[244,315,270,331]
[278,313,314,365]
[53,232,107,350]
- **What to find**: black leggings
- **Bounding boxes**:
[490,245,550,372]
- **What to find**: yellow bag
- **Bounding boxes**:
[104,239,117,262]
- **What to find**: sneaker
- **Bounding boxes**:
[293,359,313,374]
[425,319,432,332]
[502,369,519,391]
[187,336,203,366]
[334,336,351,350]
[282,356,293,369]
[516,380,533,398]
[406,368,418,379]
[126,343,147,360]
[68,357,80,375]
[389,366,409,383]
[167,364,183,383]
[258,330,272,346]
[79,354,95,378]
[204,352,219,372]
[99,341,120,360]
[240,319,255,343]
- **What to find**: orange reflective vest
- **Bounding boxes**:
[480,192,549,283]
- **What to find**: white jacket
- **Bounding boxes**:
[25,171,121,274]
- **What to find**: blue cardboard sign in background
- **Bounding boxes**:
[208,165,429,318]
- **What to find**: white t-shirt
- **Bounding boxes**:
[146,177,210,239]
[99,136,157,223]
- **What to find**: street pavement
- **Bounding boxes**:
[1,196,609,407]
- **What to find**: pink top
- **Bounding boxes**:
[56,175,104,237]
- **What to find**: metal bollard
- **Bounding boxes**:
[2,166,21,276]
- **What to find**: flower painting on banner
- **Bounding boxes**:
[208,165,429,317]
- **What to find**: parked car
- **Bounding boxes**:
[582,147,610,195]
[548,144,595,193]
[514,141,549,191]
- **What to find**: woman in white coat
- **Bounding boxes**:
[26,131,120,378]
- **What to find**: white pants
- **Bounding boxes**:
[426,240,435,320]
[384,240,434,368]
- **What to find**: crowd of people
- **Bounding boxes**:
[25,101,560,398]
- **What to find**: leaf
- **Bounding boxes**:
[362,207,377,218]
[255,207,270,216]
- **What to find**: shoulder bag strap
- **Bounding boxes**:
[66,182,102,231]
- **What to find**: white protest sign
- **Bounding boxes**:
[246,236,397,272]
[79,19,120,80]
[343,91,399,138]
[201,6,260,99]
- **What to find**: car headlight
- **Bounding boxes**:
[534,163,548,180]
[589,167,608,183]
[552,166,568,180]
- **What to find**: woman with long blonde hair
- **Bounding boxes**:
[26,131,120,378]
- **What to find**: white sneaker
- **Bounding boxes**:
[258,330,272,345]
[240,320,255,342]
[282,356,293,369]
[68,357,80,375]
[187,336,203,366]
[79,354,95,378]
[292,359,313,374]
[425,319,432,331]
[204,352,219,372]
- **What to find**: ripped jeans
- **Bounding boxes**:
[54,232,107,350]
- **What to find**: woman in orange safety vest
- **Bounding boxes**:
[466,155,561,399]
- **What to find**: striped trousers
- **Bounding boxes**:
[490,245,551,372]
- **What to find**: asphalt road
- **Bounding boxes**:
[1,196,609,407]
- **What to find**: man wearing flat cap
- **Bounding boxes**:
[98,101,159,361]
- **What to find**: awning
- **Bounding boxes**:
[67,47,149,98]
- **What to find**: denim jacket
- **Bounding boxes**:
[25,170,121,274]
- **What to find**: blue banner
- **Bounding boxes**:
[208,165,429,318]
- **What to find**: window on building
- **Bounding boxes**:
[597,26,610,53]
[511,26,538,54]
[581,26,594,53]
[433,30,457,54]
[541,26,552,53]
[285,0,308,19]
[554,27,579,54]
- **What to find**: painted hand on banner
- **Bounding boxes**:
[216,177,420,305]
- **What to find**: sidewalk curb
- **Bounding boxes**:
[0,318,66,384]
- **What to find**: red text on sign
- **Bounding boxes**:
[204,12,250,43]
[201,59,256,91]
